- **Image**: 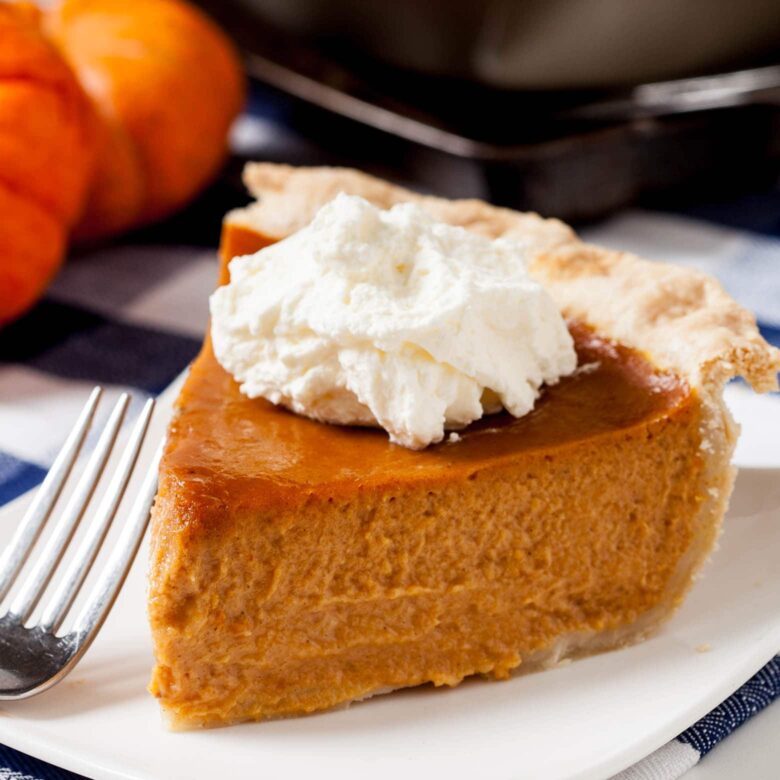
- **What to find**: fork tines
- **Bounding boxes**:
[0,388,157,636]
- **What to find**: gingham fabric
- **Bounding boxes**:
[0,184,778,778]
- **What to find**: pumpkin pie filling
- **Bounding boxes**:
[148,222,705,727]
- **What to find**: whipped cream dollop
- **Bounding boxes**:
[210,194,577,449]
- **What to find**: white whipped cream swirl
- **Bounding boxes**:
[210,194,576,449]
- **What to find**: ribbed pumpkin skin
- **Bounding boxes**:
[0,2,94,323]
[0,0,244,323]
[46,0,246,243]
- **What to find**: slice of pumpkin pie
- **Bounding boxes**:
[148,164,780,728]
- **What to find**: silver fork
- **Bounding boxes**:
[0,387,160,699]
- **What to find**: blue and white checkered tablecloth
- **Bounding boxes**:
[0,171,779,778]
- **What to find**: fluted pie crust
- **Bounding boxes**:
[148,165,780,729]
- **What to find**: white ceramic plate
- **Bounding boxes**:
[0,380,778,780]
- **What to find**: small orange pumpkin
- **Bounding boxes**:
[46,0,246,242]
[0,2,94,323]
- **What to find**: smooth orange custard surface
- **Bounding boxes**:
[148,224,704,727]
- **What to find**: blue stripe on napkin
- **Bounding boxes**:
[760,323,780,349]
[672,190,780,238]
[0,452,47,507]
[0,300,200,395]
[678,654,780,757]
[758,322,780,347]
[0,743,86,780]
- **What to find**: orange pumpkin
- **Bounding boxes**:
[46,0,246,242]
[0,2,94,323]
